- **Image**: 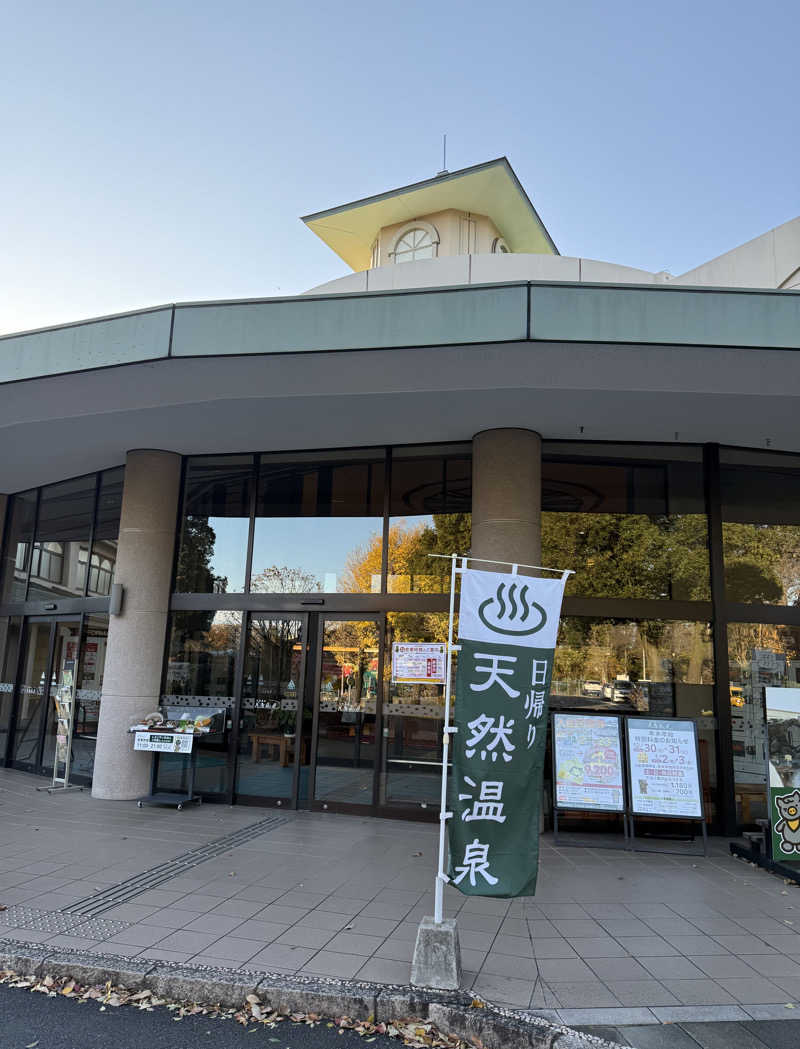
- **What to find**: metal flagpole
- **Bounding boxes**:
[433,553,461,925]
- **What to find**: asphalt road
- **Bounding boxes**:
[0,984,398,1049]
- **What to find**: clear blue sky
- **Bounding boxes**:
[1,0,797,335]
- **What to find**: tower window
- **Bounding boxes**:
[392,226,438,264]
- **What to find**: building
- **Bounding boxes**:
[1,157,799,834]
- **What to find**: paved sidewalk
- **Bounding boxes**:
[2,767,800,1031]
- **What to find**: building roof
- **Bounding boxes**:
[301,157,559,271]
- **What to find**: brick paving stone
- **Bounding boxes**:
[323,931,383,956]
[154,929,221,953]
[246,944,317,971]
[181,913,244,936]
[301,951,366,979]
[226,918,288,942]
[603,981,681,1007]
[680,1020,776,1047]
[275,925,335,949]
[616,936,681,957]
[479,952,537,980]
[662,980,738,1006]
[691,955,763,979]
[490,933,534,957]
[567,937,629,958]
[346,916,399,937]
[546,982,624,1008]
[373,938,415,962]
[253,904,310,924]
[532,939,578,958]
[537,958,596,981]
[192,937,262,963]
[716,977,788,1005]
[355,957,411,983]
[713,935,778,955]
[662,934,731,955]
[471,974,534,1008]
[586,957,651,981]
[640,956,708,980]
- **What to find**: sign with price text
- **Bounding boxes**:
[448,568,567,897]
[626,718,702,818]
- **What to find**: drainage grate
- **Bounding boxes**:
[64,813,292,919]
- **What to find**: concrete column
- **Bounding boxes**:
[471,428,541,569]
[92,450,181,800]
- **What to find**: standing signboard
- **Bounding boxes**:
[764,687,800,863]
[552,713,625,814]
[447,567,568,897]
[626,717,704,818]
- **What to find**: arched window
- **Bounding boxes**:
[391,223,439,264]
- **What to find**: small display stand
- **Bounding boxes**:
[38,667,82,794]
[132,730,202,810]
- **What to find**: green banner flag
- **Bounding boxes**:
[448,568,567,898]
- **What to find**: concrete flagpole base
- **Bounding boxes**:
[410,917,462,990]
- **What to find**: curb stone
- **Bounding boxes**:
[0,938,618,1049]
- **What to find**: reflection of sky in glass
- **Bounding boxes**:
[206,518,249,593]
[250,518,383,592]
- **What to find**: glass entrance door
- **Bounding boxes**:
[11,617,82,775]
[234,614,310,805]
[310,617,381,810]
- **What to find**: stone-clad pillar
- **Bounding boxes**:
[92,450,181,800]
[471,428,541,568]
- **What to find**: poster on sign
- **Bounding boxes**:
[626,718,702,818]
[553,713,625,812]
[391,643,447,685]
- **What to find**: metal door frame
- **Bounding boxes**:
[231,610,310,809]
[8,613,84,775]
[307,612,385,816]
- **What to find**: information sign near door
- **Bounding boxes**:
[626,718,703,819]
[391,643,446,685]
[553,713,625,813]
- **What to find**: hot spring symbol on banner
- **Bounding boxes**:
[447,567,568,898]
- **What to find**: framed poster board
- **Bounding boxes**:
[391,643,446,685]
[764,687,800,863]
[552,713,625,813]
[625,717,702,819]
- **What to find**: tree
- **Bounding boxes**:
[251,565,321,594]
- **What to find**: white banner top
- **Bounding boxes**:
[458,568,566,649]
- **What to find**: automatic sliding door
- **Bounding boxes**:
[235,615,308,804]
[11,620,52,770]
[312,618,380,808]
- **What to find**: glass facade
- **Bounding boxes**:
[0,467,123,775]
[253,452,385,594]
[721,450,800,606]
[387,447,471,594]
[541,452,709,600]
[3,442,799,831]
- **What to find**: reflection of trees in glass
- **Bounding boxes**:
[722,523,800,604]
[553,618,713,689]
[176,517,228,593]
[342,514,471,595]
[251,565,321,594]
[166,613,240,698]
[728,623,800,681]
[543,513,710,600]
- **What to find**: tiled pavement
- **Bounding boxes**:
[2,768,800,1033]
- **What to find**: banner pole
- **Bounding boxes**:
[434,552,460,925]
